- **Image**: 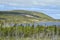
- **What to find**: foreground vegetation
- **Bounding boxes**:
[0,10,60,40]
[0,23,60,40]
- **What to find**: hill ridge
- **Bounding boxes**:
[0,10,57,23]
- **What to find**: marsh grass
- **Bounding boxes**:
[0,23,60,40]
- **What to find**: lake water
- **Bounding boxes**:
[38,22,60,26]
[2,22,60,27]
[19,22,60,27]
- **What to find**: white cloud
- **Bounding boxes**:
[0,0,60,7]
[32,0,60,6]
[6,3,19,6]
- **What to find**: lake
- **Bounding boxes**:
[1,22,60,27]
[21,22,60,27]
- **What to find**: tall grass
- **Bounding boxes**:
[0,23,60,40]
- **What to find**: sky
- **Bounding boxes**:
[0,0,60,19]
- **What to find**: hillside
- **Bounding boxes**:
[0,10,56,23]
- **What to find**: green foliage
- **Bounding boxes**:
[0,24,60,38]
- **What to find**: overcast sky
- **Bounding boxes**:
[0,0,60,19]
